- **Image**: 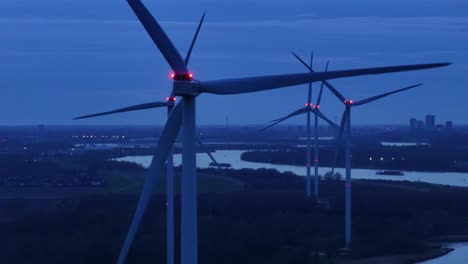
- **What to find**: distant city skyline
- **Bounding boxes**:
[0,0,466,125]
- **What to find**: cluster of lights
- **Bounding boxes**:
[71,135,126,139]
[166,97,177,102]
[344,100,354,104]
[369,157,404,161]
[304,103,320,109]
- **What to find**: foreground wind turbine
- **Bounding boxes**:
[73,11,221,264]
[261,52,336,200]
[80,1,449,263]
[74,100,224,264]
[324,81,423,250]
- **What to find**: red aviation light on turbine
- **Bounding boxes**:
[344,100,354,105]
[305,103,312,107]
[314,105,320,109]
[166,96,177,102]
[170,73,194,81]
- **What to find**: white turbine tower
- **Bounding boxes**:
[76,1,449,263]
[261,52,336,200]
[324,81,423,250]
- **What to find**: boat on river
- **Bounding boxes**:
[376,170,405,176]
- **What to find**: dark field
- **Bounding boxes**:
[1,165,468,264]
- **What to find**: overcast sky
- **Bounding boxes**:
[0,0,466,126]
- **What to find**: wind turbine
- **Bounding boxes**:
[78,1,449,263]
[324,81,423,250]
[74,102,224,264]
[74,101,224,264]
[261,52,336,200]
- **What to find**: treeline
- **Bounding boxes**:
[0,156,111,187]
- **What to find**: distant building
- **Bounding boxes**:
[425,114,435,129]
[417,120,425,129]
[410,118,418,129]
[446,121,453,129]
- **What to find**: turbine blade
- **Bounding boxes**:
[312,109,338,129]
[185,12,206,66]
[127,0,187,74]
[322,79,346,103]
[310,50,314,69]
[308,50,314,103]
[291,51,313,72]
[352,83,423,106]
[117,101,183,264]
[73,102,168,120]
[199,63,449,95]
[292,53,344,103]
[316,61,329,106]
[261,107,308,132]
[331,109,349,174]
[197,138,222,170]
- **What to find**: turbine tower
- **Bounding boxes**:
[76,1,449,263]
[261,52,336,200]
[324,81,423,250]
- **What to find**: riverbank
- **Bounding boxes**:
[240,149,468,173]
[337,247,453,264]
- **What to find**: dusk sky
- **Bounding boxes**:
[0,0,466,126]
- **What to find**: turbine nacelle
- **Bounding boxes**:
[173,80,201,96]
[344,100,353,105]
[166,96,177,106]
[170,73,194,81]
[305,103,320,110]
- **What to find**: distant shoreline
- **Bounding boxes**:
[240,150,468,173]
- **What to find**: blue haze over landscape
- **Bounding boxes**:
[0,0,466,125]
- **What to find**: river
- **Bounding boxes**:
[418,243,468,264]
[116,150,468,187]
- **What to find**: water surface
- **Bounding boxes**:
[116,150,468,187]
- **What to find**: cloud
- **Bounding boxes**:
[202,16,468,37]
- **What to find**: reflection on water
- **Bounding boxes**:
[380,142,431,146]
[418,243,468,264]
[115,150,468,187]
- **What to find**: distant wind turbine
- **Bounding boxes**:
[74,1,449,263]
[325,81,423,249]
[261,51,337,200]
